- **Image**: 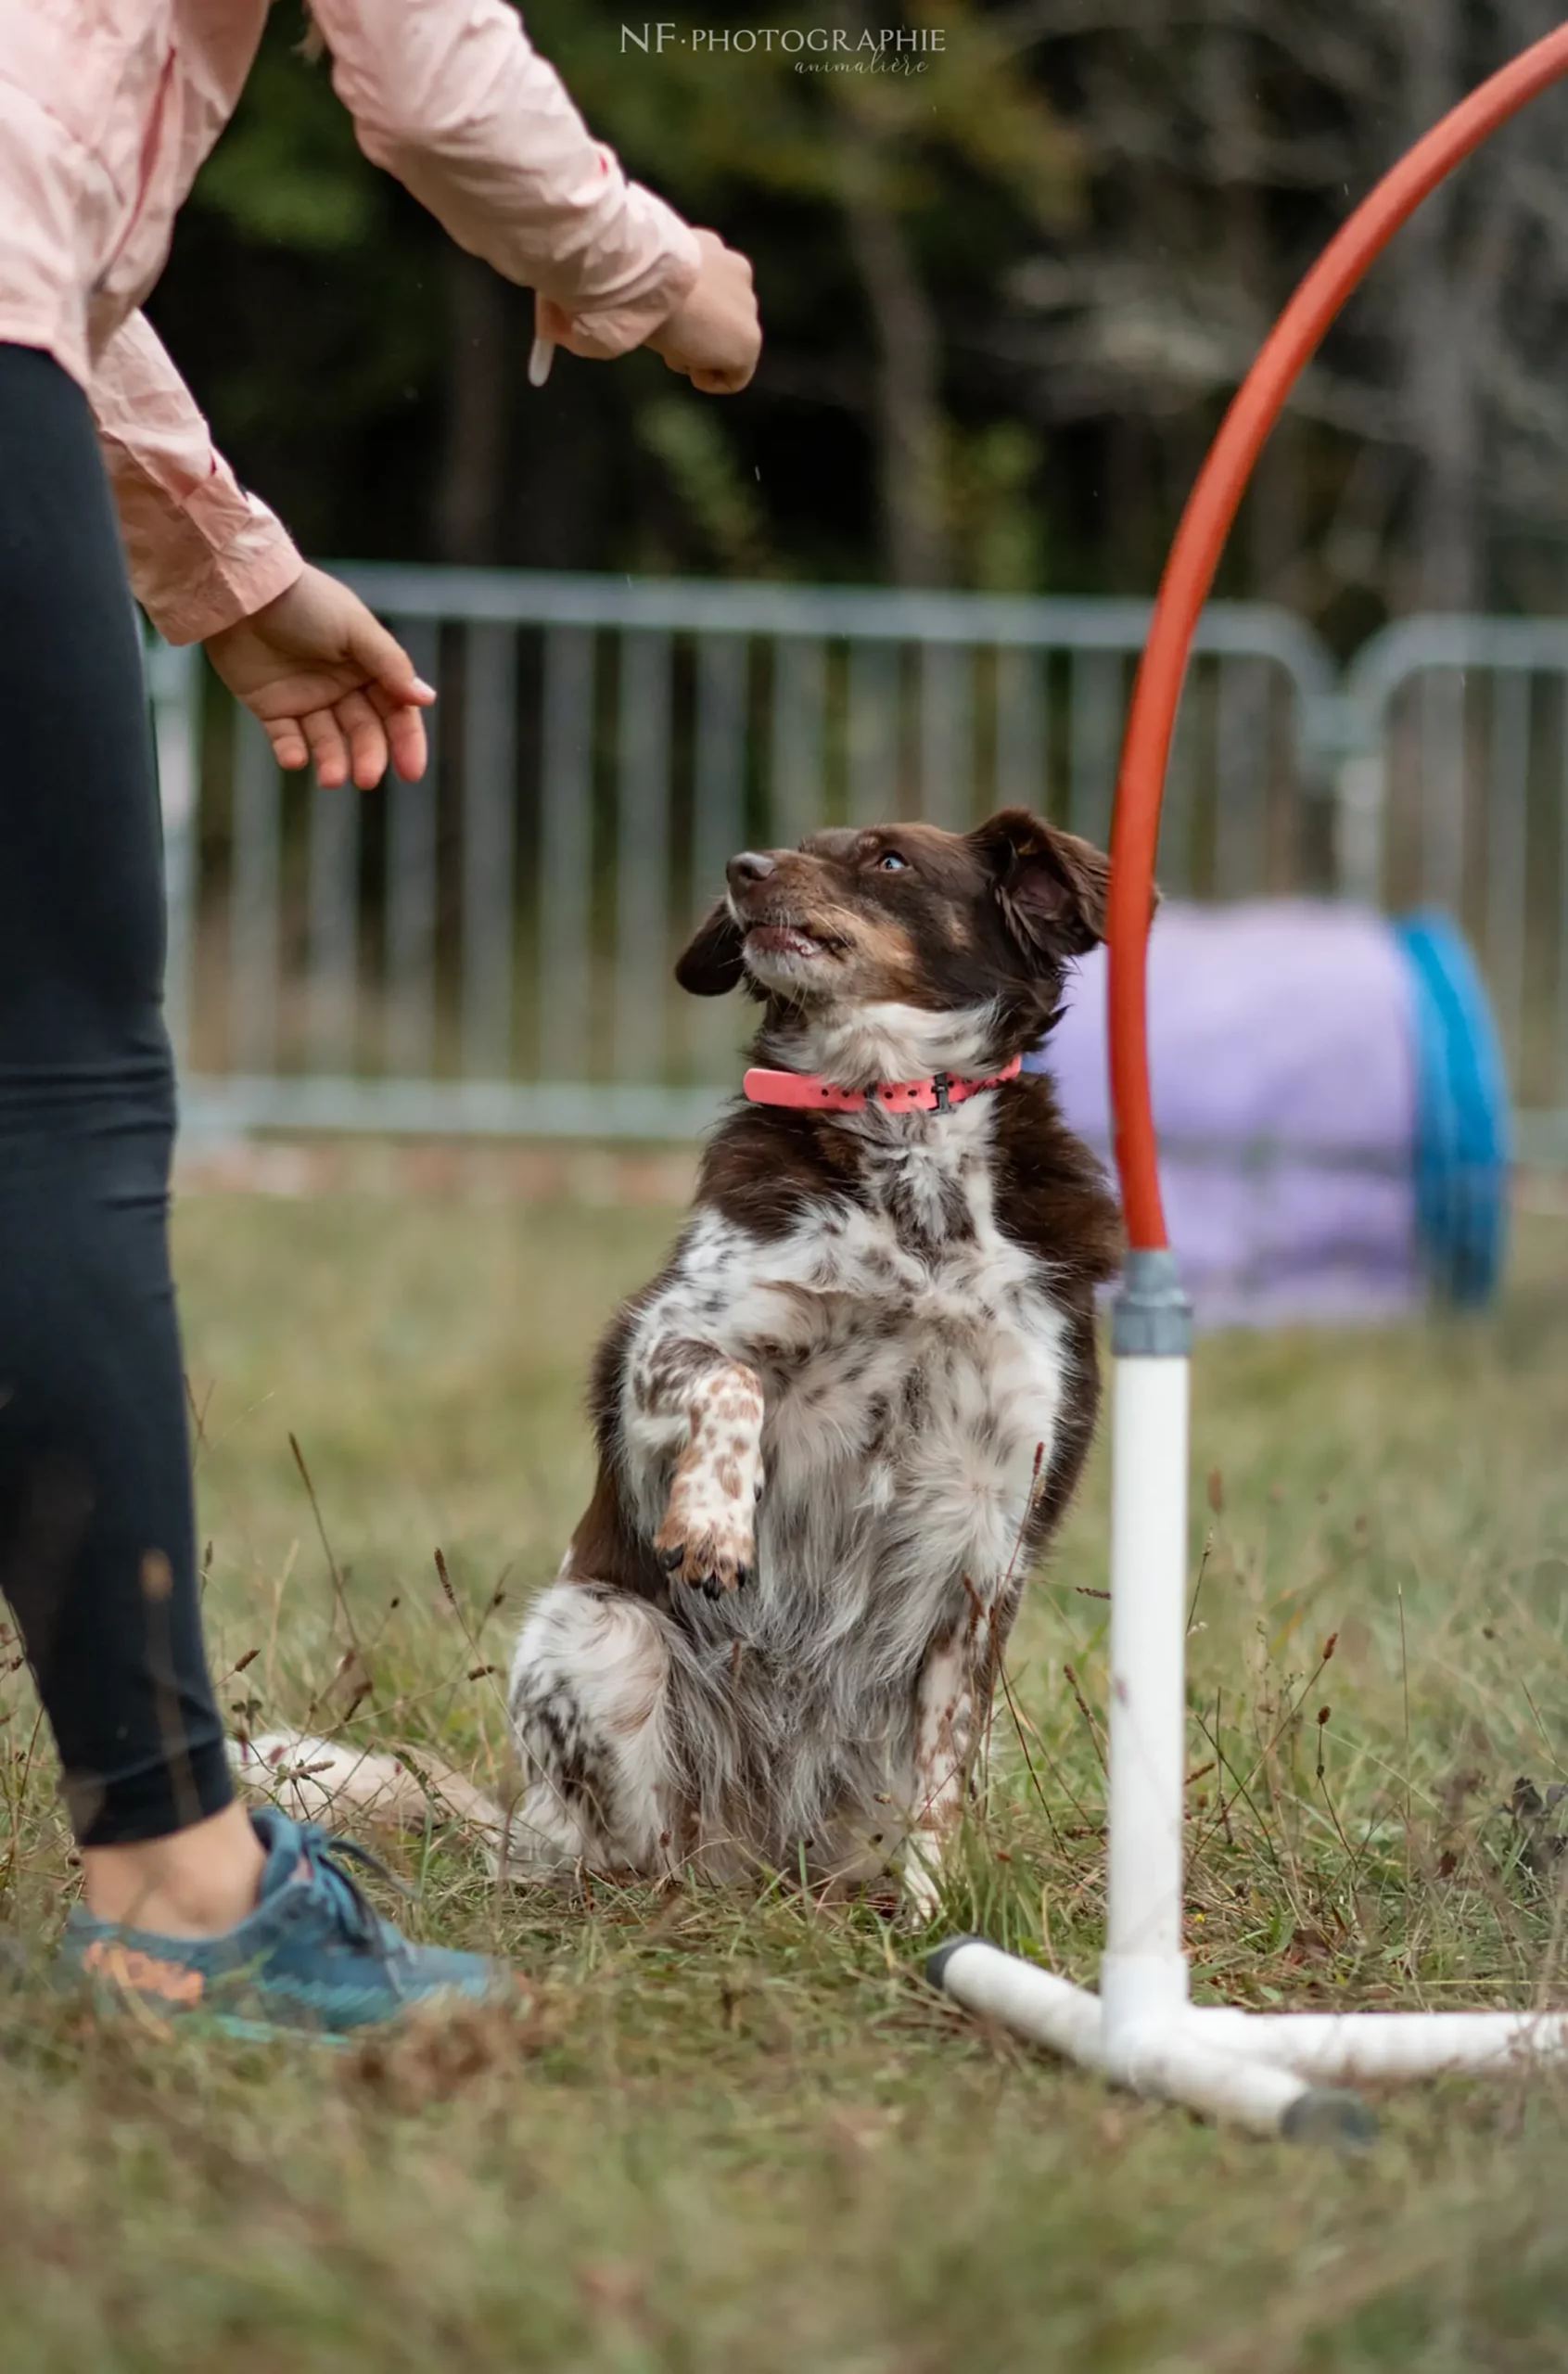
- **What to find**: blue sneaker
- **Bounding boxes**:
[58,1806,510,2040]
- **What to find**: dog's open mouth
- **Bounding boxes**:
[744,921,838,963]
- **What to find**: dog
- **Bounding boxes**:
[241,808,1122,1920]
[504,805,1122,1917]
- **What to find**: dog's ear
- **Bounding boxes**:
[969,808,1122,961]
[675,899,746,996]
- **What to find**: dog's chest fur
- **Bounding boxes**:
[639,1104,1067,1636]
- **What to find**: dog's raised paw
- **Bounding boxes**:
[653,1511,756,1596]
[655,1441,759,1595]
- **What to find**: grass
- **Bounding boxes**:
[6,1187,1568,2368]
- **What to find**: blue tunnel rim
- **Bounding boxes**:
[1396,911,1511,1308]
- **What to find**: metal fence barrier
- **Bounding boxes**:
[145,568,1568,1156]
[1332,618,1568,1163]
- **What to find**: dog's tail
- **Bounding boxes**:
[231,1729,513,1858]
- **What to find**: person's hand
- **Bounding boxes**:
[536,229,761,394]
[204,565,436,788]
[645,231,760,391]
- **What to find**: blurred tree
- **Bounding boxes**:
[997,0,1568,623]
[637,398,772,576]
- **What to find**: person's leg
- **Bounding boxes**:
[0,345,507,2030]
[0,342,262,1934]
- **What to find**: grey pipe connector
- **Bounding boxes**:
[1111,1248,1194,1359]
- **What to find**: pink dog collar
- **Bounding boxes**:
[742,1053,1023,1117]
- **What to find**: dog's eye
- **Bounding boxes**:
[876,851,909,873]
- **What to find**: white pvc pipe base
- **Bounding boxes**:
[928,1940,1568,2138]
[927,1941,1364,2139]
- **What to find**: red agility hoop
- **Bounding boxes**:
[930,26,1568,2133]
[1108,21,1568,1253]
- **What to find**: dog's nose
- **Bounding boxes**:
[727,850,777,891]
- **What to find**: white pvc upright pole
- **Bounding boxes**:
[1101,1257,1192,2056]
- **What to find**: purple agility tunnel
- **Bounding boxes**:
[1027,901,1511,1330]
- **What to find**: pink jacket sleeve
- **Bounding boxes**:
[88,313,305,646]
[310,0,702,351]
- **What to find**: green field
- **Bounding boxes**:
[6,1186,1568,2370]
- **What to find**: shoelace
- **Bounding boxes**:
[293,1821,413,1959]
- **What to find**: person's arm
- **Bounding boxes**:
[87,312,306,647]
[309,0,703,357]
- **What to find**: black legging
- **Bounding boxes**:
[0,343,231,1847]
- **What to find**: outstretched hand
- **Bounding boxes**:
[204,565,436,788]
[536,227,760,394]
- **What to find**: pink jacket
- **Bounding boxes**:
[0,3,702,642]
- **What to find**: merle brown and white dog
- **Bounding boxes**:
[503,808,1121,1917]
[240,808,1122,1919]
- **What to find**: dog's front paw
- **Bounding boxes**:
[654,1377,764,1598]
[655,1484,756,1599]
